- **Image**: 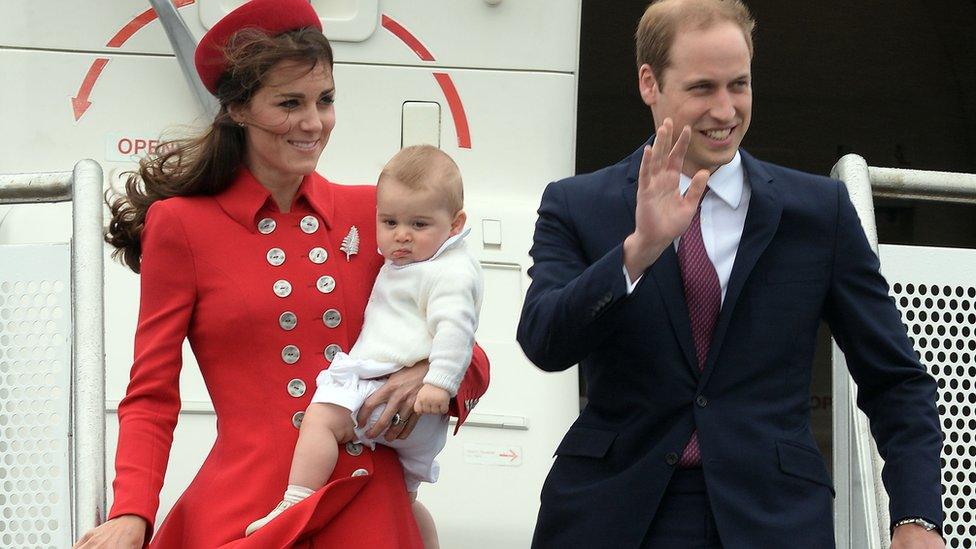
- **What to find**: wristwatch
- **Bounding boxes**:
[893,517,939,533]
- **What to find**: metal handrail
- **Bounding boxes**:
[830,154,976,549]
[0,171,73,203]
[831,154,885,549]
[0,159,106,540]
[869,166,976,204]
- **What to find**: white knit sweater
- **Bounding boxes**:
[349,234,483,396]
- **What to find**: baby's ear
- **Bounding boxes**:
[450,210,467,236]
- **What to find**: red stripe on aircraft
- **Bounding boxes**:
[381,15,435,61]
[433,72,471,149]
[107,0,195,48]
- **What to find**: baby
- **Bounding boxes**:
[246,144,484,539]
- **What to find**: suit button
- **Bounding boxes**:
[351,468,369,477]
[324,344,342,362]
[266,248,285,266]
[316,275,336,294]
[273,279,292,298]
[322,309,341,328]
[696,395,708,408]
[666,452,679,466]
[287,378,306,397]
[279,311,297,331]
[308,247,328,264]
[281,345,300,364]
[292,411,305,429]
[257,218,276,234]
[300,215,320,234]
[345,442,363,456]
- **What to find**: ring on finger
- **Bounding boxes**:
[391,412,402,426]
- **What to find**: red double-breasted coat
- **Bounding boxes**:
[108,169,490,548]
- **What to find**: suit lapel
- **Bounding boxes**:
[622,141,699,377]
[699,151,781,387]
[651,246,699,376]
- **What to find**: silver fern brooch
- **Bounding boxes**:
[340,226,360,260]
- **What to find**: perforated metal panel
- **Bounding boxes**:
[0,244,71,548]
[881,244,976,548]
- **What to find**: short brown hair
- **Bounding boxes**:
[378,145,464,214]
[635,0,755,87]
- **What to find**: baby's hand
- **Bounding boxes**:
[414,384,450,415]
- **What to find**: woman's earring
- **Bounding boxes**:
[238,121,246,128]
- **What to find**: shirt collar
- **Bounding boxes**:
[678,151,744,209]
[387,227,471,270]
[214,167,335,233]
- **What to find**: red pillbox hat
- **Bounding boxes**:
[194,0,322,95]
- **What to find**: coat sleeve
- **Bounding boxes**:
[108,201,196,538]
[423,264,482,397]
[822,181,943,530]
[516,181,630,372]
[448,344,488,434]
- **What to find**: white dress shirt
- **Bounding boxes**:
[624,151,751,305]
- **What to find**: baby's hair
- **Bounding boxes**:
[378,145,463,214]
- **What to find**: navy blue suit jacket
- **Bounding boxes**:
[517,143,943,548]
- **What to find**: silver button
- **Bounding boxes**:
[267,248,285,266]
[258,218,276,234]
[273,280,292,298]
[287,378,306,397]
[345,442,363,456]
[308,247,328,264]
[300,215,320,234]
[316,275,336,294]
[292,411,305,429]
[279,311,297,331]
[282,345,300,364]
[322,309,341,328]
[351,468,368,477]
[324,344,342,362]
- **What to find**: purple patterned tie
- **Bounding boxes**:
[676,189,721,468]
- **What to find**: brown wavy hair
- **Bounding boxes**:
[106,27,334,273]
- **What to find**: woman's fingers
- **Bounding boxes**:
[366,394,401,439]
[356,391,380,429]
[72,533,89,549]
[72,511,145,549]
[397,413,421,439]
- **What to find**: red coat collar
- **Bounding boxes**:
[215,168,335,233]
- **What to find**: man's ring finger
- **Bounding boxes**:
[391,412,402,426]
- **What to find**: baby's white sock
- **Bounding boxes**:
[284,485,314,504]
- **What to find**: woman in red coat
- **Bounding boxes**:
[73,1,489,547]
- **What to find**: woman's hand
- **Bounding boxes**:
[357,360,429,441]
[73,514,147,549]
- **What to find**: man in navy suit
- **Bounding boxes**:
[517,0,944,547]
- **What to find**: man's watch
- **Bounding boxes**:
[893,517,939,533]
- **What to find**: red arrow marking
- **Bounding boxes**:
[381,15,435,61]
[76,1,195,121]
[499,450,519,462]
[107,0,196,48]
[433,72,471,149]
[72,58,110,121]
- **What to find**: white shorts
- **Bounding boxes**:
[312,352,448,492]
